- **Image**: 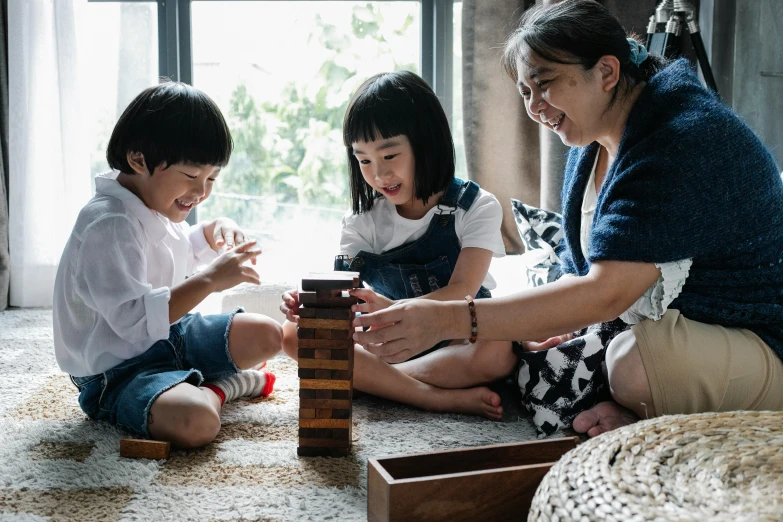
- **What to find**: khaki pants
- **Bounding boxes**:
[632,310,783,417]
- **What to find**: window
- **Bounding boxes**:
[453,1,466,180]
[85,0,460,281]
[84,2,159,188]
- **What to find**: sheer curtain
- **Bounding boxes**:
[8,0,89,307]
[0,0,9,311]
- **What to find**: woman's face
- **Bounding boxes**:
[515,50,614,147]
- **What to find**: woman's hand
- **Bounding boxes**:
[349,288,393,314]
[520,333,574,352]
[280,289,300,323]
[352,299,450,363]
[205,218,256,264]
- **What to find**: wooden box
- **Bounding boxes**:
[367,436,579,522]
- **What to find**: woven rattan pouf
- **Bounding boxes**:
[529,411,783,522]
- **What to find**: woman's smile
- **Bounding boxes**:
[542,112,566,130]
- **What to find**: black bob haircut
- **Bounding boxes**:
[502,0,666,109]
[106,81,233,174]
[343,71,455,214]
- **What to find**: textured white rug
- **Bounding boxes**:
[0,308,542,521]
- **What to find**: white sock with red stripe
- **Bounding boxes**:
[204,370,275,404]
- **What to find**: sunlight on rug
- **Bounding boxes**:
[0,309,541,521]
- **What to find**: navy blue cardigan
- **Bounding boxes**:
[559,59,783,360]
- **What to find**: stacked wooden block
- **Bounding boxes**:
[297,272,360,457]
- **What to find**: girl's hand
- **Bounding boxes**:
[520,333,574,352]
[280,289,300,323]
[349,288,393,314]
[206,218,257,264]
[352,299,447,363]
[202,241,261,292]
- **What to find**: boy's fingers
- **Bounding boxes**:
[242,268,260,285]
[213,227,225,246]
[239,248,262,260]
[234,240,257,252]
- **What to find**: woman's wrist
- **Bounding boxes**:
[447,299,473,340]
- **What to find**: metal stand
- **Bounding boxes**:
[646,0,718,94]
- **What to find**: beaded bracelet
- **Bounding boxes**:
[464,296,477,344]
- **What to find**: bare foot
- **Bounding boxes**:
[572,401,639,438]
[430,386,503,421]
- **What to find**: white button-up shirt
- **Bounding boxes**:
[53,171,217,377]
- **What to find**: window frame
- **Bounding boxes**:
[87,0,457,224]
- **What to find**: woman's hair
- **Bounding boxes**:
[106,81,233,174]
[502,0,667,108]
[343,71,455,214]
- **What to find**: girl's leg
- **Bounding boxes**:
[227,313,283,369]
[147,382,223,448]
[281,320,503,420]
[353,345,504,420]
[394,339,519,389]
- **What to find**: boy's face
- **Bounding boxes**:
[144,162,220,222]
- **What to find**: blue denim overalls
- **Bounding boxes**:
[338,177,492,302]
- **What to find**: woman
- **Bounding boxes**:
[351,0,783,437]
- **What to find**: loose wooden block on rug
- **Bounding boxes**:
[119,439,171,460]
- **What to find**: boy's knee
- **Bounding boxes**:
[281,320,299,359]
[174,402,221,448]
[260,316,283,348]
[248,315,284,357]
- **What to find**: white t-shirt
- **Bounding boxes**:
[53,171,218,377]
[339,188,506,289]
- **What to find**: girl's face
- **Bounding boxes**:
[352,135,418,209]
[515,50,616,147]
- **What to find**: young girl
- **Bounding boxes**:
[281,71,518,420]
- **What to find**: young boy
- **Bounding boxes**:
[53,82,282,448]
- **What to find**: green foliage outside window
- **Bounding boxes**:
[198,4,418,230]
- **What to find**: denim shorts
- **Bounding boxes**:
[70,309,243,439]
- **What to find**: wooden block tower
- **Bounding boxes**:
[297,271,360,457]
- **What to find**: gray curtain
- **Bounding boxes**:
[463,0,540,254]
[0,0,8,312]
[462,0,653,254]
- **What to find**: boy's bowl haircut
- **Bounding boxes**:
[106,82,233,175]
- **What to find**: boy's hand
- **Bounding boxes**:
[202,241,261,292]
[205,218,257,265]
[280,290,300,322]
[348,288,393,314]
